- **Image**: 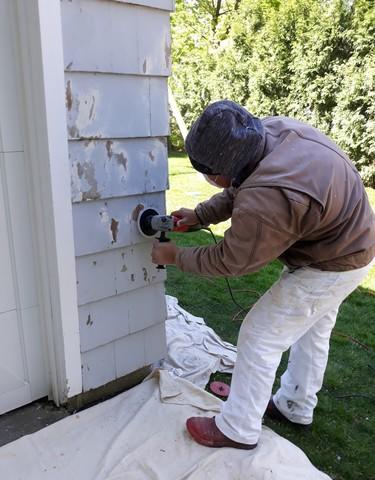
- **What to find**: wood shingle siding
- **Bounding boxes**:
[72,192,165,256]
[79,283,166,352]
[62,0,171,76]
[60,0,172,391]
[76,243,166,306]
[65,74,169,139]
[70,137,168,202]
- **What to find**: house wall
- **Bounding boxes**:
[60,0,172,391]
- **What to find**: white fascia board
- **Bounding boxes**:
[111,0,175,11]
[15,0,82,402]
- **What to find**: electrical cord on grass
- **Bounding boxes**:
[202,226,261,315]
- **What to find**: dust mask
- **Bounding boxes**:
[203,174,220,187]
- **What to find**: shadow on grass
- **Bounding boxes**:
[165,229,375,480]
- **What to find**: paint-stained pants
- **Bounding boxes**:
[215,261,374,445]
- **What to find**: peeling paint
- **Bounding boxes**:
[66,80,73,111]
[121,264,127,272]
[142,267,148,282]
[132,203,144,221]
[121,252,125,260]
[89,95,96,120]
[79,161,100,201]
[70,137,167,203]
[86,314,93,326]
[66,61,73,71]
[92,260,97,266]
[77,162,84,178]
[82,188,100,201]
[143,59,147,73]
[165,40,171,69]
[99,207,110,224]
[131,273,135,282]
[110,218,119,243]
[68,125,80,138]
[106,140,113,159]
[70,88,100,135]
[115,152,127,170]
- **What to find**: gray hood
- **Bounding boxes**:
[185,100,266,186]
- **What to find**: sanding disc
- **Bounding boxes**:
[137,207,159,237]
[210,381,230,397]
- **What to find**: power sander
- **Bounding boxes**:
[137,207,202,269]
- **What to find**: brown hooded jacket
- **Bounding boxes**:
[176,116,375,276]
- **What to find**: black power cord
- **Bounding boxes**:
[203,226,257,313]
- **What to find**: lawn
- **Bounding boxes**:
[165,151,375,480]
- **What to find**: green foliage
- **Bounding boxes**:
[170,0,375,186]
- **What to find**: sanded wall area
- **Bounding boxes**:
[60,0,172,391]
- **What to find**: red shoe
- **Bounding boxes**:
[186,416,257,450]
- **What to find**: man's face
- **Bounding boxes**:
[204,174,231,188]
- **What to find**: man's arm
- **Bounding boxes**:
[175,187,311,276]
[194,187,236,225]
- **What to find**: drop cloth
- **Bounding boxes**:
[160,296,237,388]
[0,370,331,480]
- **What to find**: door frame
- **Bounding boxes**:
[14,0,82,404]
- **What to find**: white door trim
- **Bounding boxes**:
[14,0,82,404]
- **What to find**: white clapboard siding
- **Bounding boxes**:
[82,321,167,391]
[81,342,116,391]
[79,283,166,352]
[72,192,165,257]
[61,0,171,76]
[70,137,168,202]
[61,0,171,391]
[65,73,169,139]
[76,243,166,306]
[112,0,174,11]
[115,322,167,378]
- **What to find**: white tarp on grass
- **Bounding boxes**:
[160,296,237,388]
[0,370,331,480]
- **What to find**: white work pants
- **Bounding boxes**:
[215,262,374,445]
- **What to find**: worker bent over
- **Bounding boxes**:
[151,100,375,450]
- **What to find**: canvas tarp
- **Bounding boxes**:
[0,370,331,480]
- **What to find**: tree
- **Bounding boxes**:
[170,0,374,186]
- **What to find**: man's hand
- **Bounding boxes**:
[172,208,199,227]
[152,240,179,265]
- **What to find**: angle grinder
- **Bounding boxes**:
[137,207,202,269]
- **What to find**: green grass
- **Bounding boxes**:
[165,152,375,480]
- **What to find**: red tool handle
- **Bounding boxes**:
[172,215,190,232]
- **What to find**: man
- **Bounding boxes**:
[151,100,375,450]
